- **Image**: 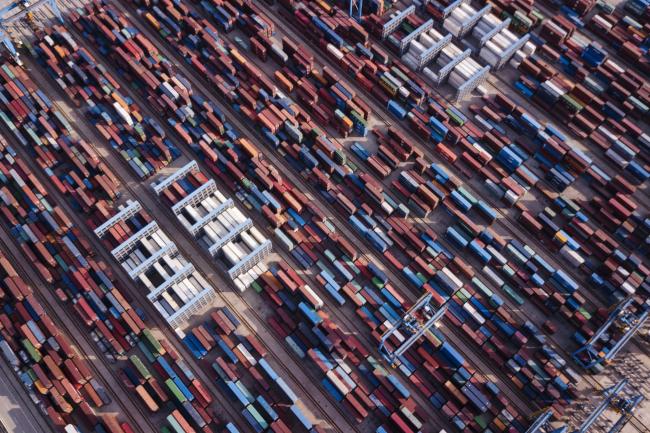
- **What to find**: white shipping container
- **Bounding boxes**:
[560,245,585,267]
[402,54,418,70]
[249,227,266,245]
[451,8,469,22]
[463,302,486,325]
[444,18,461,36]
[423,67,438,83]
[480,46,500,66]
[621,282,636,295]
[502,29,518,43]
[605,149,628,168]
[522,41,536,56]
[592,14,613,31]
[492,34,510,51]
[460,2,475,14]
[241,231,259,250]
[223,244,238,266]
[503,189,519,206]
[428,28,445,41]
[326,44,344,60]
[112,102,133,126]
[482,266,504,288]
[441,267,463,290]
[409,40,425,55]
[419,33,435,48]
[302,285,324,309]
[154,301,171,318]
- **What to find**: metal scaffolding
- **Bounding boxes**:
[188,198,234,236]
[152,160,199,195]
[493,33,530,70]
[454,65,490,102]
[170,179,217,214]
[399,19,433,54]
[154,161,271,291]
[434,48,470,86]
[94,200,142,238]
[413,33,451,70]
[110,221,159,261]
[207,219,254,257]
[127,243,178,280]
[479,17,511,47]
[147,264,195,302]
[381,5,415,39]
[457,4,491,39]
[228,240,272,279]
[441,0,466,20]
[166,285,216,329]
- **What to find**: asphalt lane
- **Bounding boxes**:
[0,358,54,433]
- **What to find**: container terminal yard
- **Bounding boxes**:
[0,0,647,432]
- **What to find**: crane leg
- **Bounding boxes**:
[49,0,63,23]
[0,28,17,57]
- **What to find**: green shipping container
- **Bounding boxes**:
[130,355,152,380]
[142,329,164,356]
[165,378,187,403]
[22,339,42,363]
[138,340,156,363]
[503,285,525,306]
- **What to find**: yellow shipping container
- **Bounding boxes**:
[230,48,247,66]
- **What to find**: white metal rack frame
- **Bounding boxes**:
[381,5,415,38]
[207,219,254,257]
[94,198,217,329]
[400,19,434,54]
[153,162,272,291]
[152,160,199,195]
[94,200,142,238]
[228,240,273,279]
[415,33,452,70]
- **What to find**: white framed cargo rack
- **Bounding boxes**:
[397,19,434,55]
[96,201,216,329]
[452,59,490,101]
[381,5,415,39]
[418,37,489,101]
[472,13,531,70]
[402,27,453,71]
[153,161,272,292]
[443,1,492,39]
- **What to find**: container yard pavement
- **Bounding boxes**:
[18,43,355,433]
[0,0,650,433]
[0,358,54,433]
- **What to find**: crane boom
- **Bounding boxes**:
[573,297,649,370]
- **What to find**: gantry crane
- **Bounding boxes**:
[349,0,362,21]
[525,379,644,433]
[574,379,643,433]
[524,409,567,433]
[572,297,649,371]
[348,0,385,19]
[0,0,62,59]
[379,293,447,366]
